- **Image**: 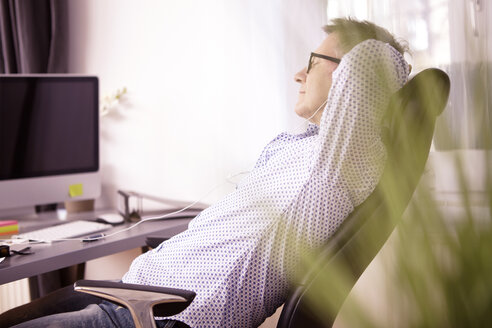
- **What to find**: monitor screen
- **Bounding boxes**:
[0,75,100,211]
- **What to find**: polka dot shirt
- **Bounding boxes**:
[122,40,409,328]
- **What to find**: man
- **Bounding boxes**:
[1,18,409,328]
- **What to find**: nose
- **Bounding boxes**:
[294,67,307,84]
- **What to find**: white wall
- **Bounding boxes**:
[70,5,326,325]
[67,0,327,209]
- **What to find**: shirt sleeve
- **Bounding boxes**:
[311,39,410,206]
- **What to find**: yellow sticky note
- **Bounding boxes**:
[69,184,84,198]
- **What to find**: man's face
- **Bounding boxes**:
[294,33,341,125]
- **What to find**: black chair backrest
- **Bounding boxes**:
[277,68,451,328]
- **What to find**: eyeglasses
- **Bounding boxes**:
[307,52,341,74]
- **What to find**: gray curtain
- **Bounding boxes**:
[0,0,68,73]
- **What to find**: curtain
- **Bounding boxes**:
[433,0,491,149]
[0,0,68,73]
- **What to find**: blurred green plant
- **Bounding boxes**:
[385,151,492,328]
[297,148,492,328]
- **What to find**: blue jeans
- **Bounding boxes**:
[11,301,131,328]
[10,301,181,328]
[0,285,188,328]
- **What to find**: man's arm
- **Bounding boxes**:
[312,39,410,207]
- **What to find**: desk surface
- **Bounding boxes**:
[0,210,199,285]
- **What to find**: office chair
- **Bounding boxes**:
[74,68,450,328]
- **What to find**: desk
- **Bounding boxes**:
[0,209,200,285]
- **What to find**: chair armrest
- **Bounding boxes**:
[74,280,195,328]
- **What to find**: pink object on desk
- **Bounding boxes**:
[0,220,18,227]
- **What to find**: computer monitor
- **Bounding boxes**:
[0,75,100,213]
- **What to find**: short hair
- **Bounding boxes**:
[323,17,409,56]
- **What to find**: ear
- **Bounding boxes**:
[408,64,413,74]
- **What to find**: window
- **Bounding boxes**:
[326,0,491,149]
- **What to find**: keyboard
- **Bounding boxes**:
[13,220,113,242]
